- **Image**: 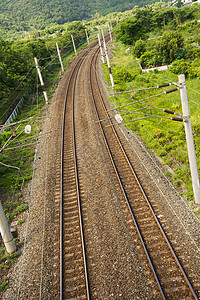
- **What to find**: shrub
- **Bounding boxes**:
[156,31,184,64]
[133,40,146,58]
[169,59,190,76]
[112,65,134,84]
[186,47,200,60]
[140,50,163,68]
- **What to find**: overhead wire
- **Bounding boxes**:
[135,64,200,109]
[111,82,176,95]
[107,87,179,113]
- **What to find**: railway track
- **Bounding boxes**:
[59,37,199,299]
[60,46,94,299]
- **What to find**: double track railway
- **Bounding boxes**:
[59,38,199,299]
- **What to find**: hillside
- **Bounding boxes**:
[0,0,165,39]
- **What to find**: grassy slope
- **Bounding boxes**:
[105,41,200,213]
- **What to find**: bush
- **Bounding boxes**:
[156,31,184,64]
[169,59,191,76]
[186,47,200,60]
[140,50,162,68]
[112,65,134,84]
[133,40,146,58]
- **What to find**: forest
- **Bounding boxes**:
[0,0,166,39]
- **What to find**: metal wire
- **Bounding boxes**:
[111,83,175,95]
[108,89,179,113]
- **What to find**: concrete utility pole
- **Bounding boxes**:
[85,29,89,45]
[71,35,77,57]
[108,23,112,42]
[56,43,64,73]
[101,29,115,89]
[98,34,105,64]
[179,74,200,205]
[0,201,16,253]
[34,57,48,105]
[110,21,113,31]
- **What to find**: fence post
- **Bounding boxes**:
[179,74,200,205]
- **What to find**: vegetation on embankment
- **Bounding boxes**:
[103,5,200,212]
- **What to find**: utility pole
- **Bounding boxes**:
[85,29,89,45]
[98,34,105,64]
[101,29,115,89]
[179,74,200,205]
[56,43,64,73]
[34,57,48,105]
[108,23,112,42]
[110,21,113,31]
[71,35,77,57]
[0,201,16,253]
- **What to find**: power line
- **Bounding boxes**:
[116,110,183,121]
[111,83,176,95]
[108,87,179,113]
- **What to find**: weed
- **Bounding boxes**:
[0,277,8,291]
[17,219,24,225]
[15,204,27,213]
[0,248,5,255]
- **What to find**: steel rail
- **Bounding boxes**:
[71,51,90,300]
[90,47,199,299]
[60,44,97,300]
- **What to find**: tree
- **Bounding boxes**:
[133,39,146,58]
[114,17,146,45]
[156,31,184,64]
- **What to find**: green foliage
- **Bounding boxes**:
[170,58,200,78]
[0,277,8,291]
[170,59,191,76]
[156,31,184,64]
[114,17,147,45]
[133,40,146,58]
[112,65,134,84]
[140,50,162,68]
[0,0,161,39]
[17,219,24,225]
[15,204,27,213]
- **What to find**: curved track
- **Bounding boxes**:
[60,39,199,299]
[60,46,93,299]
